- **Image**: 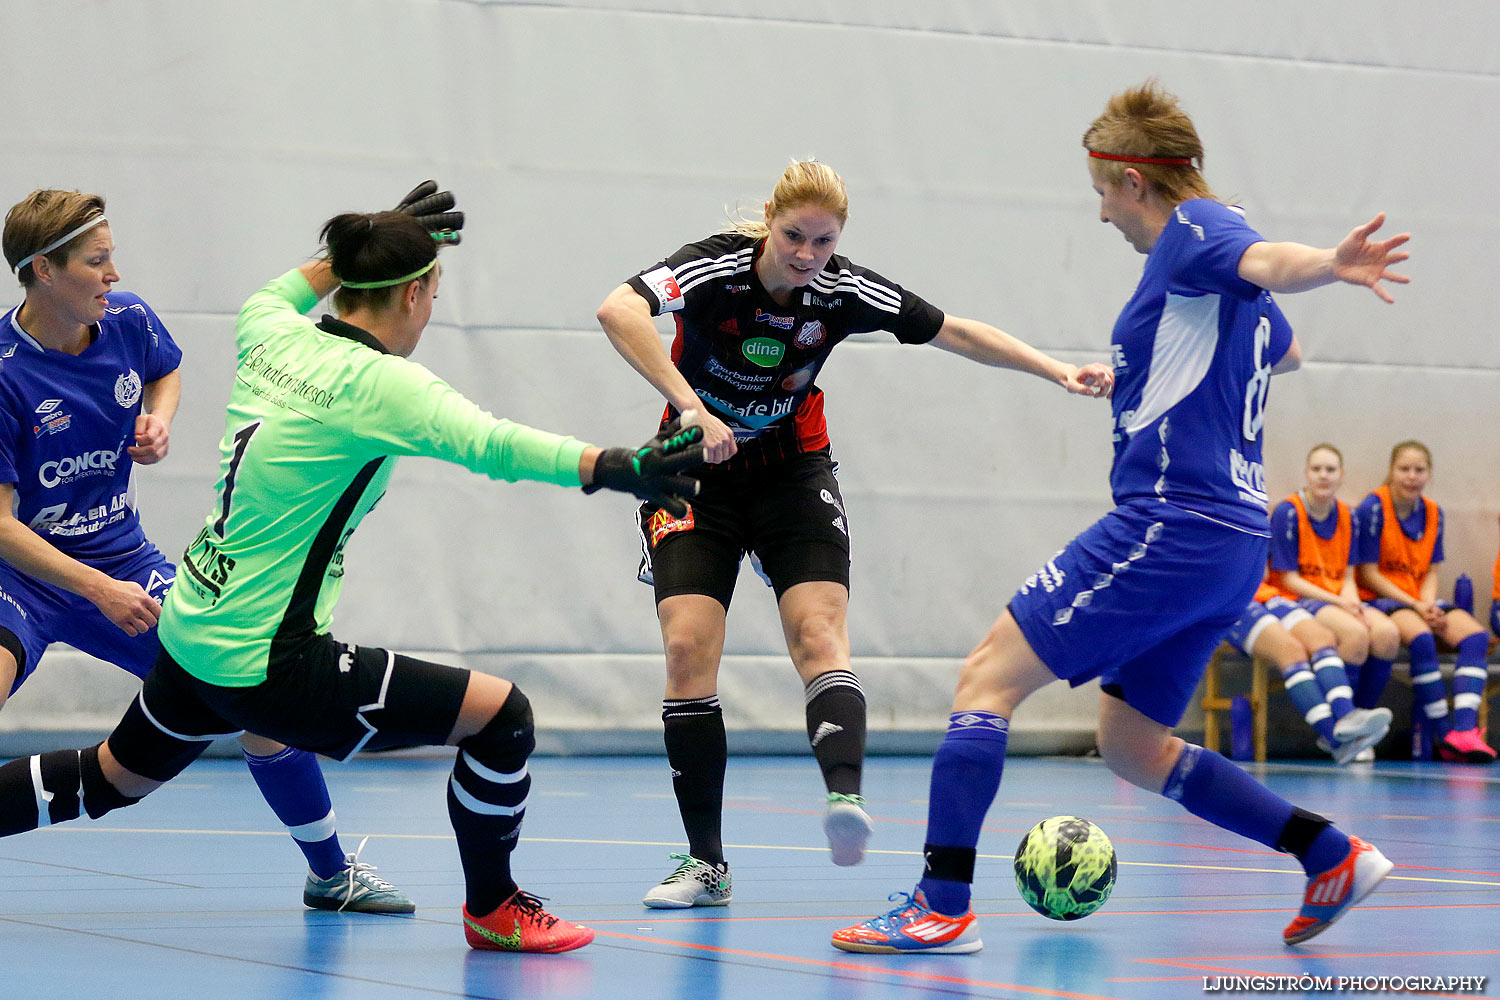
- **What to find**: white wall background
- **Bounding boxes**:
[1,1,1496,747]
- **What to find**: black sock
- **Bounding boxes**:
[448,688,534,917]
[663,696,727,865]
[804,670,866,796]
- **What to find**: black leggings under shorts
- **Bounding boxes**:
[635,447,851,610]
[109,633,473,783]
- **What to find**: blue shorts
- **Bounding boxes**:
[0,543,174,695]
[1366,597,1453,616]
[1291,597,1331,616]
[1223,596,1313,656]
[1008,501,1267,727]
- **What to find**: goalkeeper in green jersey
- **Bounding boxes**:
[0,182,703,954]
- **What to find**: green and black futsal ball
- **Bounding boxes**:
[1013,816,1117,920]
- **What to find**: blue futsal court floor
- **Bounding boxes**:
[0,753,1496,999]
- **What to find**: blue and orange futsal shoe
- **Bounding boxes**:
[1283,837,1393,945]
[463,890,595,953]
[831,888,982,954]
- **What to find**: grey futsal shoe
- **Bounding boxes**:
[303,838,415,914]
[642,853,732,908]
[824,792,873,866]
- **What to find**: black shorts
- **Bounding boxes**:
[636,447,851,609]
[110,633,472,781]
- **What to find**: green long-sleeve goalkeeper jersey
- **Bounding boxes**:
[158,268,588,686]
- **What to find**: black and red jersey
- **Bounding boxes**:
[626,231,944,468]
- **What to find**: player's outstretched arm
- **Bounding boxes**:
[930,315,1113,397]
[295,180,467,299]
[581,423,705,516]
[1237,214,1410,302]
[597,284,739,463]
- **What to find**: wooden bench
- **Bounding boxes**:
[1200,641,1500,762]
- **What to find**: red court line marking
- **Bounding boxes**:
[595,900,1500,928]
[593,928,1129,1000]
[1140,948,1500,963]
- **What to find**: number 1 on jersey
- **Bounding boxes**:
[214,421,260,536]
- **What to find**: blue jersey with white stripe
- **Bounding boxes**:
[0,292,182,560]
[1107,200,1292,534]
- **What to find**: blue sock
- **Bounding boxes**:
[243,747,345,879]
[1302,825,1353,876]
[1163,744,1294,848]
[1407,632,1449,736]
[1353,654,1393,710]
[1491,606,1500,641]
[1279,660,1337,743]
[1164,744,1351,873]
[1451,633,1490,732]
[1310,647,1355,720]
[916,711,1008,916]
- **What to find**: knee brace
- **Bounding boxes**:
[451,686,534,820]
[459,685,535,764]
[79,743,143,819]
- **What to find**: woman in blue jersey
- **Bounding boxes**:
[0,188,412,913]
[598,160,1114,907]
[834,80,1411,955]
[1354,441,1494,763]
[0,183,702,953]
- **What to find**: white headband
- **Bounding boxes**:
[12,215,109,274]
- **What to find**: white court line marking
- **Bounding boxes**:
[35,829,1500,887]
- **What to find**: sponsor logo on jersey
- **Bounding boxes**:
[741,336,786,367]
[717,318,740,336]
[641,266,684,311]
[754,309,794,330]
[35,414,71,437]
[723,283,751,293]
[34,400,72,437]
[696,389,796,429]
[795,320,825,348]
[37,448,121,488]
[705,356,774,389]
[27,491,131,535]
[243,345,339,410]
[1229,449,1268,507]
[802,292,843,309]
[114,369,142,408]
[780,365,814,392]
[649,504,695,545]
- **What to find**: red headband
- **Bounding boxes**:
[1088,150,1193,166]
